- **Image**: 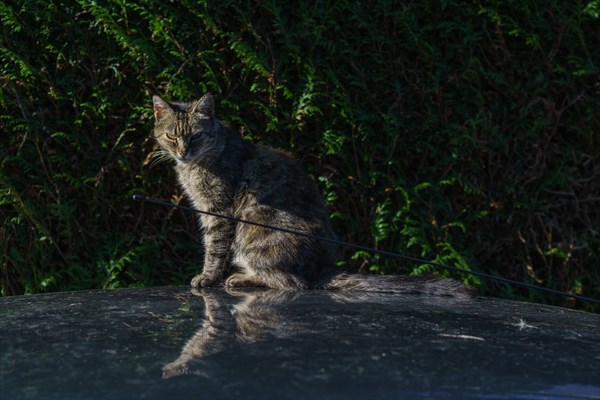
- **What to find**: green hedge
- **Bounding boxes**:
[2,0,599,310]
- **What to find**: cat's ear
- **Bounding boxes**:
[192,93,215,118]
[153,96,172,121]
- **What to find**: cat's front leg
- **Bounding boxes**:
[191,216,235,288]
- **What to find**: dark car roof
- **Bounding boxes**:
[2,287,599,399]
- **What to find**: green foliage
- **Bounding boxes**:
[1,0,598,310]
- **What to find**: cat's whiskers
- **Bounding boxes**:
[149,149,173,168]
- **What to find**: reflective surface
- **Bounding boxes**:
[1,287,599,399]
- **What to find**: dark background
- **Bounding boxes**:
[1,0,599,310]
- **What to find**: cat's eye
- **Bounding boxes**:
[166,132,177,141]
[191,130,213,141]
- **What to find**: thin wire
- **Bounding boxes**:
[133,194,600,306]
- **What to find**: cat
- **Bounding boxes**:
[152,93,473,298]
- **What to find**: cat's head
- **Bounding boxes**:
[152,93,222,163]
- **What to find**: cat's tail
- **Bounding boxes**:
[320,273,475,298]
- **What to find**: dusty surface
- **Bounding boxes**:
[1,287,599,399]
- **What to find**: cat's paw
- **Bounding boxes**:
[225,273,257,288]
[190,273,218,288]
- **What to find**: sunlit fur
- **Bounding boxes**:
[153,93,336,290]
[152,93,473,297]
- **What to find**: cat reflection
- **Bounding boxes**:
[162,289,471,379]
[162,289,303,379]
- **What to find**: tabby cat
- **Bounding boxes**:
[152,93,472,297]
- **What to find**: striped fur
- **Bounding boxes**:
[152,94,472,298]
